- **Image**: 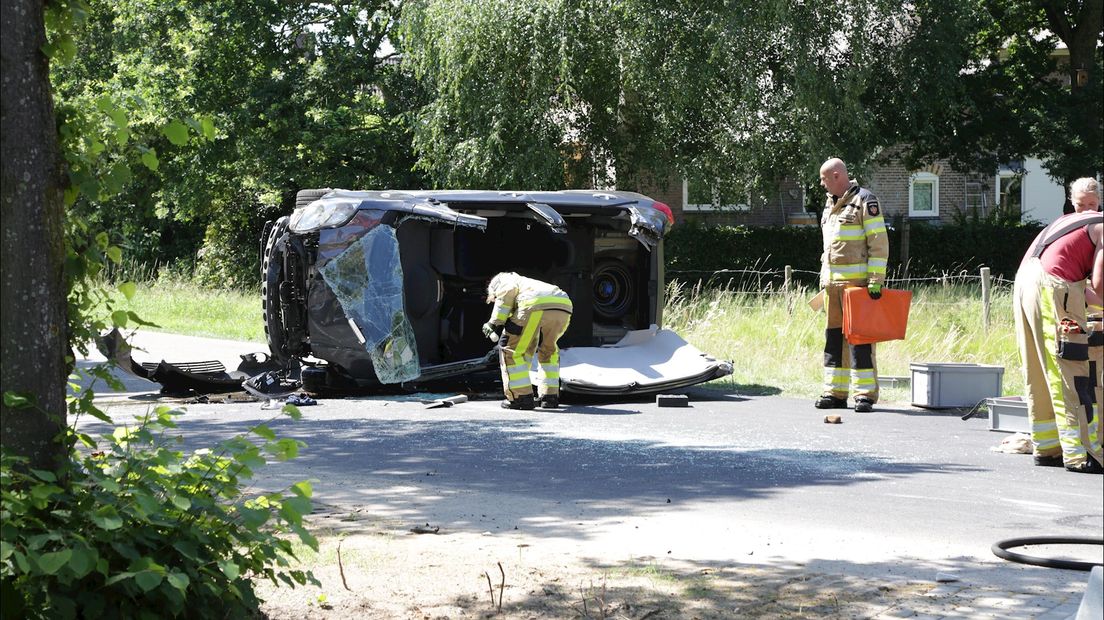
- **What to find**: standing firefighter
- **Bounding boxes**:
[1013,177,1103,474]
[483,272,573,410]
[815,158,889,413]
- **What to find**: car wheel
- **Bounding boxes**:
[592,257,634,321]
[262,216,290,363]
[295,188,331,210]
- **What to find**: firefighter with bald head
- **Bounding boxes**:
[815,158,889,414]
[483,272,573,410]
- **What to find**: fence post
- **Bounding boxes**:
[783,265,792,291]
[981,267,991,331]
[900,217,910,278]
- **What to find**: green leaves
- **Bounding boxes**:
[36,549,72,575]
[3,392,32,409]
[117,281,137,300]
[90,505,123,530]
[162,120,190,146]
[2,396,317,617]
[140,148,159,171]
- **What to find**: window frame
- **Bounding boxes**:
[995,169,1024,219]
[908,171,940,218]
[682,178,751,212]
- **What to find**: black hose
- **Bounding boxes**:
[992,536,1104,571]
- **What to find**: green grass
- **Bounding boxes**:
[107,278,1021,402]
[664,281,1021,402]
[107,278,265,342]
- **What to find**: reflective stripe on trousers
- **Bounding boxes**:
[498,309,571,400]
[1013,259,1101,467]
[821,283,878,402]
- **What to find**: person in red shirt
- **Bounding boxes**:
[1013,177,1104,474]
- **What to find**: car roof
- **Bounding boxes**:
[334,189,652,210]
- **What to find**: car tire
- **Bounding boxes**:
[295,188,332,210]
[262,216,290,363]
[592,257,635,321]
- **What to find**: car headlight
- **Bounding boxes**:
[289,197,359,232]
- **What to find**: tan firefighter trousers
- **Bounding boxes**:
[1013,258,1102,467]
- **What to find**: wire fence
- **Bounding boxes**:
[667,265,1010,329]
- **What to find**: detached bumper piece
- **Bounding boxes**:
[559,327,733,396]
[96,329,282,396]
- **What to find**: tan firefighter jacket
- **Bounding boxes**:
[819,182,889,288]
[486,272,573,326]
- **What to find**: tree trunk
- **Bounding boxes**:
[1,0,70,471]
[1048,0,1104,213]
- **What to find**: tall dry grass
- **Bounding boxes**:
[664,280,1021,403]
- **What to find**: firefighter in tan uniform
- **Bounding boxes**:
[483,272,573,410]
[1014,177,1104,473]
[815,158,889,413]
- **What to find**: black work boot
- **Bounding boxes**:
[1065,456,1104,474]
[814,395,847,409]
[853,397,874,413]
[1033,454,1064,468]
[501,394,536,410]
[539,395,559,410]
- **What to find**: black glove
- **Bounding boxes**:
[867,282,882,300]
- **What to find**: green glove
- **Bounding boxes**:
[482,322,499,341]
[867,282,882,300]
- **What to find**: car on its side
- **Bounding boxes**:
[261,188,732,395]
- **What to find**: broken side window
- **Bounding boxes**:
[319,226,420,383]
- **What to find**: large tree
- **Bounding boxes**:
[1,0,69,470]
[51,0,424,285]
[893,0,1103,208]
[400,0,985,195]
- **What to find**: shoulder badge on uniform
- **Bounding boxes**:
[866,201,880,217]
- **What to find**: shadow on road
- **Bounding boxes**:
[79,414,987,543]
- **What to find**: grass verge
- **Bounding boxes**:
[108,278,1022,401]
[106,278,264,342]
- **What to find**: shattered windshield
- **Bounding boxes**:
[319,226,420,383]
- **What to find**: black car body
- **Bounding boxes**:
[262,189,732,395]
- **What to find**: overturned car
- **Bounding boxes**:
[262,189,732,396]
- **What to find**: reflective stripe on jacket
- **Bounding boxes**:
[820,183,889,287]
[487,273,572,326]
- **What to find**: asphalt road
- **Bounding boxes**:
[80,331,1104,598]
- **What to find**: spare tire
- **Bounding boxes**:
[592,257,635,321]
[261,216,290,363]
[295,188,332,210]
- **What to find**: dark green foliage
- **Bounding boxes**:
[51,0,424,286]
[665,222,822,283]
[1,405,317,619]
[664,220,1045,286]
[901,220,1042,280]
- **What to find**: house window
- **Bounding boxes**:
[908,172,939,217]
[683,176,750,211]
[996,171,1023,218]
[964,180,986,215]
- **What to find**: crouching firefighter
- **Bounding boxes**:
[483,272,573,410]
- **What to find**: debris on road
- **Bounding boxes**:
[423,394,469,409]
[657,394,689,407]
[824,415,843,424]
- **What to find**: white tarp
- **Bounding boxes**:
[560,326,732,394]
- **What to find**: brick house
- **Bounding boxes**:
[655,151,1071,229]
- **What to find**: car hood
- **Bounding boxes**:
[558,326,733,396]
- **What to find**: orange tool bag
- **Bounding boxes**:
[843,287,913,345]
